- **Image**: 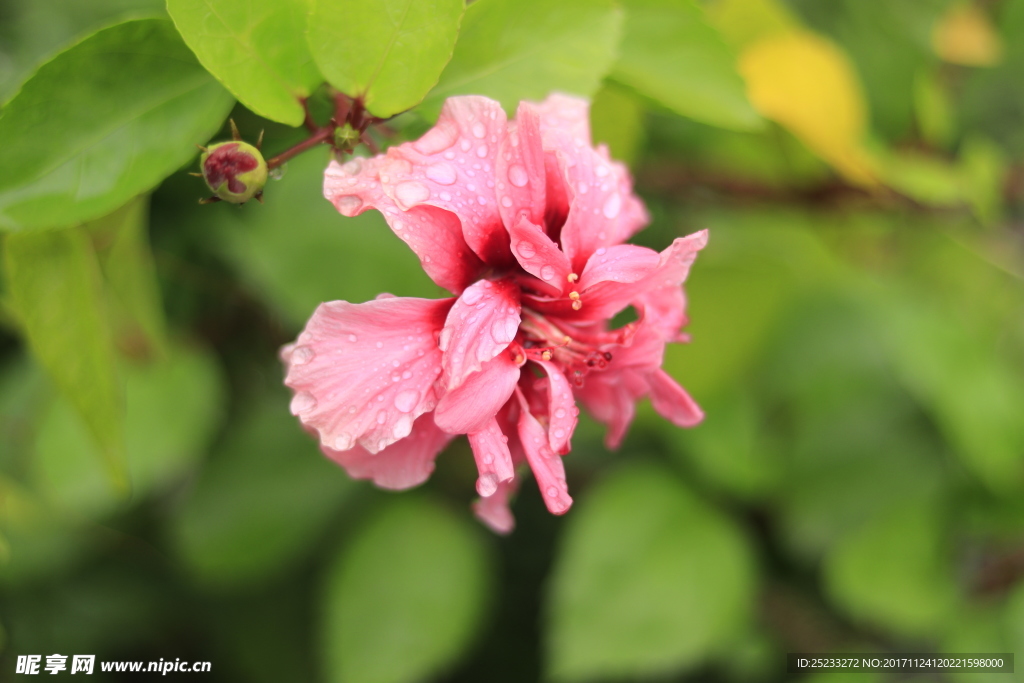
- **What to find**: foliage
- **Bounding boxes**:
[1,0,1023,681]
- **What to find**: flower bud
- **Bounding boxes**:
[200,141,268,204]
[334,123,360,152]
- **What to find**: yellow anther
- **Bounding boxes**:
[541,350,553,361]
[560,335,572,346]
[571,300,583,311]
[567,272,579,283]
[568,291,580,301]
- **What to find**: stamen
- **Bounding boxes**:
[567,273,579,283]
[571,300,582,310]
[568,291,580,300]
[541,350,553,361]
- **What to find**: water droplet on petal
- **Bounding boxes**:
[554,428,565,439]
[332,432,353,451]
[516,240,536,259]
[290,346,314,365]
[490,318,518,344]
[500,196,513,208]
[595,165,609,177]
[438,328,453,351]
[461,287,484,306]
[602,192,622,219]
[393,414,413,440]
[394,181,430,209]
[376,410,388,425]
[414,124,458,154]
[335,195,362,216]
[577,181,588,195]
[425,163,457,185]
[340,159,362,175]
[555,408,567,419]
[476,144,488,158]
[471,122,487,139]
[546,486,559,498]
[394,389,420,413]
[460,139,472,152]
[375,341,384,349]
[290,391,317,414]
[477,473,499,497]
[482,451,494,464]
[540,265,555,281]
[507,164,529,187]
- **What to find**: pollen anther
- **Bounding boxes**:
[571,300,583,311]
[568,291,580,300]
[567,273,579,283]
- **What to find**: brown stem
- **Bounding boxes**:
[266,127,334,169]
[301,98,318,133]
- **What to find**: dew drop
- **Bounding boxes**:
[471,122,487,139]
[393,389,420,413]
[500,196,513,208]
[394,181,430,209]
[413,124,458,154]
[340,159,362,175]
[490,318,518,344]
[439,191,452,201]
[477,473,499,497]
[290,346,314,365]
[401,370,413,380]
[443,150,456,160]
[546,486,559,498]
[393,414,413,439]
[540,265,556,281]
[554,428,566,439]
[375,341,384,349]
[476,144,488,158]
[516,240,536,259]
[507,164,529,187]
[332,432,354,451]
[460,139,472,152]
[602,192,622,219]
[438,327,453,351]
[461,286,484,305]
[577,181,588,195]
[425,163,457,185]
[477,196,487,205]
[290,391,317,414]
[348,334,358,342]
[376,410,387,425]
[595,165,609,177]
[335,195,362,216]
[595,247,607,256]
[555,408,567,419]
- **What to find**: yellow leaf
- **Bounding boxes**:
[739,31,877,186]
[932,2,1003,67]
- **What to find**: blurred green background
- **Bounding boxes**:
[2,0,1024,681]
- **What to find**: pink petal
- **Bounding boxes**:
[472,477,519,534]
[533,93,591,152]
[284,297,450,453]
[381,96,512,267]
[508,216,573,295]
[440,278,521,390]
[516,391,572,515]
[556,144,649,272]
[535,359,577,455]
[576,370,639,449]
[324,157,483,294]
[434,351,521,434]
[496,102,547,229]
[648,369,704,427]
[468,417,516,496]
[578,244,660,290]
[322,412,453,490]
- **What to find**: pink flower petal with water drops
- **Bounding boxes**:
[322,412,453,490]
[496,101,547,229]
[578,244,661,290]
[284,297,451,454]
[558,145,649,273]
[534,93,592,151]
[440,278,521,391]
[515,390,572,515]
[324,157,483,294]
[576,368,644,449]
[381,97,511,267]
[434,351,521,434]
[472,477,519,535]
[535,359,577,455]
[649,369,704,427]
[468,417,516,496]
[508,216,572,296]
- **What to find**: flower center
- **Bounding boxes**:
[517,309,633,386]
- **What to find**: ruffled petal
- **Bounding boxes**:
[576,368,645,449]
[556,144,649,272]
[467,417,516,496]
[283,297,450,453]
[324,157,483,294]
[534,93,591,152]
[648,369,704,427]
[472,477,519,534]
[496,101,547,229]
[515,390,572,515]
[440,278,521,390]
[321,413,453,489]
[535,359,577,455]
[508,216,573,297]
[578,244,660,290]
[380,96,512,267]
[434,351,521,434]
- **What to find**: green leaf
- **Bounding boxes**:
[612,0,760,130]
[208,148,435,326]
[167,0,321,126]
[172,392,352,587]
[824,498,958,636]
[547,463,755,681]
[420,0,622,118]
[308,0,464,118]
[32,344,224,518]
[590,84,645,167]
[323,497,490,683]
[91,197,168,358]
[0,18,234,231]
[4,227,126,487]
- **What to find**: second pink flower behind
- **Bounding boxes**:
[281,94,707,532]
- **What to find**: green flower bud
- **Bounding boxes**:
[200,141,268,204]
[334,123,360,152]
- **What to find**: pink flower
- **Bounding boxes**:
[281,94,706,533]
